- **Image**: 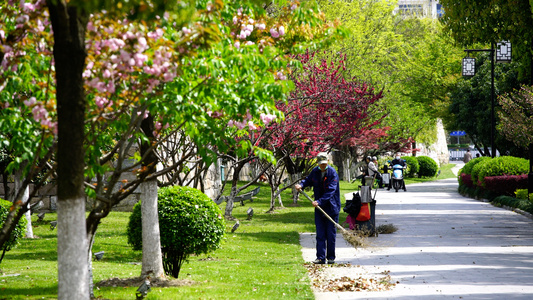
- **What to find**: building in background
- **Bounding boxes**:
[395,0,443,19]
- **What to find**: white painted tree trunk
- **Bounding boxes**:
[290,172,301,204]
[342,158,351,182]
[23,194,33,238]
[141,180,164,278]
[57,197,89,299]
[14,170,33,238]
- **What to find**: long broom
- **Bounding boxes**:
[300,190,365,248]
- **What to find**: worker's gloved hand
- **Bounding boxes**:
[295,184,302,191]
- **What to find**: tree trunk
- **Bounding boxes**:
[224,186,237,219]
[139,114,165,278]
[14,170,33,238]
[48,2,89,299]
[290,172,301,204]
[57,198,88,299]
[141,180,165,278]
[342,158,351,183]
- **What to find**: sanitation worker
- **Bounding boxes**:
[295,152,340,264]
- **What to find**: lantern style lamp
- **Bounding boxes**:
[496,41,512,63]
[462,55,476,77]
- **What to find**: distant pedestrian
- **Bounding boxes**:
[370,156,383,188]
[463,149,472,163]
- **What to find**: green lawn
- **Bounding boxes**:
[0,164,456,299]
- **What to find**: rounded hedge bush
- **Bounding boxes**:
[0,198,28,264]
[470,158,490,185]
[403,156,419,177]
[460,156,491,175]
[416,156,438,177]
[477,156,529,187]
[127,186,225,278]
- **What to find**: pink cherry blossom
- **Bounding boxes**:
[95,96,109,108]
[247,121,257,130]
[137,110,149,119]
[147,28,163,39]
[23,97,37,107]
[16,14,29,24]
[278,26,285,36]
[256,23,266,30]
[22,2,35,13]
[234,41,240,49]
[260,113,276,124]
[270,28,279,39]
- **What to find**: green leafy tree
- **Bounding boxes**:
[317,0,463,154]
[1,1,344,297]
[498,85,533,149]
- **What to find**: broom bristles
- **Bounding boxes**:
[341,229,367,248]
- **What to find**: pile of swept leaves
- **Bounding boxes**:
[304,263,397,292]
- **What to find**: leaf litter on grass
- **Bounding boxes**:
[304,263,397,292]
[96,276,196,288]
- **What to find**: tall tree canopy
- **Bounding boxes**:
[317,0,464,153]
[1,0,344,298]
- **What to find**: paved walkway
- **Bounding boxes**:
[300,164,533,299]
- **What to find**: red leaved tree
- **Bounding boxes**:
[259,51,388,204]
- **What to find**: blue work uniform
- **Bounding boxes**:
[300,166,341,261]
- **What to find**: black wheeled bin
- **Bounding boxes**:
[355,185,378,237]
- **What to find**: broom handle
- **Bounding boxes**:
[300,190,348,233]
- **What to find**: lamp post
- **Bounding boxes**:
[462,41,511,158]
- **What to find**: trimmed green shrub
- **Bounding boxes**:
[0,198,28,266]
[403,156,419,177]
[460,156,491,175]
[470,158,492,186]
[416,156,438,177]
[477,156,529,187]
[515,189,533,202]
[493,195,533,215]
[127,186,225,278]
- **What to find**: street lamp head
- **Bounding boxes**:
[496,41,512,63]
[462,56,476,77]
